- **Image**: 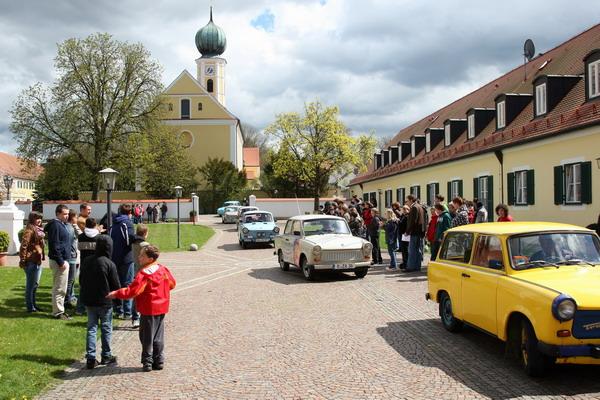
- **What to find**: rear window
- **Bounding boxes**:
[439,232,474,263]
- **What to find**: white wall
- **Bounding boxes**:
[42,200,195,221]
[250,197,346,218]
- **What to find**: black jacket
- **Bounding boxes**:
[78,228,100,264]
[45,219,70,266]
[79,235,120,307]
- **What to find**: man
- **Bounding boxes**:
[46,204,72,320]
[160,202,168,222]
[77,203,92,232]
[110,204,136,321]
[530,235,563,262]
[405,195,425,272]
[475,201,488,223]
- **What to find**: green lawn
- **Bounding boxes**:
[143,223,214,252]
[0,267,87,400]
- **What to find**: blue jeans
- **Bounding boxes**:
[387,247,398,269]
[86,306,113,360]
[115,262,134,316]
[66,260,78,304]
[24,262,42,312]
[407,235,424,271]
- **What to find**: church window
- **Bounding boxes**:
[198,102,203,111]
[181,99,190,119]
[168,103,173,111]
[207,79,214,93]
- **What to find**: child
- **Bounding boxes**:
[130,224,150,328]
[79,235,120,369]
[107,245,176,372]
[384,209,399,271]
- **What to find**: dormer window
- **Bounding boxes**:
[535,83,547,116]
[444,124,451,146]
[411,139,416,158]
[589,59,600,99]
[497,101,506,129]
[467,114,475,139]
[425,133,431,153]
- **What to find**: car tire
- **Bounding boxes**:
[241,241,247,249]
[278,250,290,271]
[520,319,554,377]
[439,292,463,333]
[354,268,368,278]
[300,256,315,281]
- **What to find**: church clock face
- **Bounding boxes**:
[205,65,215,76]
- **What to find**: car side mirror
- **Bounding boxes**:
[293,230,301,236]
[488,260,503,270]
[274,217,277,222]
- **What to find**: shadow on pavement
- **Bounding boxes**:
[217,243,274,252]
[52,364,143,379]
[378,319,600,399]
[248,267,359,285]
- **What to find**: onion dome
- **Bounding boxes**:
[195,7,227,58]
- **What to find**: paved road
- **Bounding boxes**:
[41,216,600,399]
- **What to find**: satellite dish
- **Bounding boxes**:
[524,39,535,62]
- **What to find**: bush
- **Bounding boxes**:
[189,210,198,217]
[0,231,10,253]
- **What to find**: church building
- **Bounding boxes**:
[161,8,245,178]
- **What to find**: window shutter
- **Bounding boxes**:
[507,172,515,205]
[426,183,431,204]
[458,180,463,198]
[553,165,564,205]
[581,161,592,204]
[435,183,440,197]
[473,177,479,201]
[487,175,494,222]
[526,169,535,205]
[447,181,452,199]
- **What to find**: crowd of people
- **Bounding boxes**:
[18,203,176,372]
[320,194,517,271]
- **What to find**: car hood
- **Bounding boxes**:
[304,234,366,250]
[241,222,276,231]
[513,266,600,308]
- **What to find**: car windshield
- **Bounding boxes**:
[225,201,239,206]
[224,207,238,213]
[244,213,273,223]
[302,219,350,236]
[508,232,600,270]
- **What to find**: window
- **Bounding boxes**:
[410,185,420,200]
[426,183,439,206]
[168,103,173,111]
[448,179,462,199]
[284,220,293,234]
[535,83,547,115]
[444,124,451,146]
[440,232,474,263]
[473,175,494,221]
[565,163,582,204]
[411,140,416,158]
[207,79,214,93]
[396,188,405,204]
[472,235,503,269]
[425,133,431,153]
[369,192,377,207]
[363,193,369,203]
[515,171,527,204]
[508,170,534,206]
[291,220,302,235]
[180,99,190,119]
[467,113,475,139]
[497,101,506,129]
[589,60,600,99]
[479,176,488,203]
[198,102,203,111]
[385,189,392,208]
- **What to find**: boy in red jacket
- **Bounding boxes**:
[107,245,176,372]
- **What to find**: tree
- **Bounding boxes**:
[241,123,269,165]
[10,33,163,199]
[198,158,247,211]
[265,101,376,210]
[34,154,94,201]
[259,149,312,198]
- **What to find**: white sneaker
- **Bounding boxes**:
[132,319,140,328]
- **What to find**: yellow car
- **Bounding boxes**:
[426,222,600,376]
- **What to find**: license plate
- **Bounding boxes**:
[333,263,354,270]
[255,238,269,242]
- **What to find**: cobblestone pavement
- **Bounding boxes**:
[40,216,600,399]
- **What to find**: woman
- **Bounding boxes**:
[495,203,514,222]
[19,211,45,313]
[384,209,400,271]
[65,209,81,309]
[398,205,411,270]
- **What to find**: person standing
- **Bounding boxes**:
[405,195,425,272]
[110,204,136,319]
[146,204,153,223]
[398,205,410,270]
[160,202,168,222]
[80,235,120,369]
[496,204,514,222]
[19,211,45,313]
[46,204,72,320]
[431,204,452,261]
[450,197,470,228]
[77,203,92,232]
[368,208,384,265]
[362,202,373,241]
[384,209,399,271]
[153,204,160,224]
[475,201,488,223]
[65,209,81,310]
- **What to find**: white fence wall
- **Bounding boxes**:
[15,202,33,216]
[250,197,345,218]
[42,200,195,221]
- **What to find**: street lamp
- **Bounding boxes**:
[174,185,183,248]
[3,175,13,202]
[99,168,118,231]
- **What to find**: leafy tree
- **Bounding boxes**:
[10,33,163,199]
[259,150,312,198]
[265,101,376,210]
[198,157,247,211]
[34,154,94,201]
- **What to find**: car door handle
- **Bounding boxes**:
[462,273,471,278]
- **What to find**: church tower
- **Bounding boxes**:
[195,7,227,106]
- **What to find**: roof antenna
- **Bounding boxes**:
[523,39,535,81]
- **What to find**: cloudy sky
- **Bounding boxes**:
[0,0,597,154]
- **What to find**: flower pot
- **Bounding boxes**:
[0,252,8,266]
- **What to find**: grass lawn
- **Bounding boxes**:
[143,223,214,252]
[0,267,88,400]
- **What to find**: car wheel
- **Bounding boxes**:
[354,267,368,278]
[439,292,463,333]
[300,256,315,281]
[520,319,554,377]
[278,250,290,271]
[241,241,247,249]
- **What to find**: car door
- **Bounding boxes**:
[437,232,474,320]
[461,234,503,335]
[281,220,299,264]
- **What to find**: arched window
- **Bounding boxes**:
[181,99,190,119]
[198,102,203,111]
[207,79,214,93]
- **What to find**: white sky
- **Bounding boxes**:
[0,0,597,153]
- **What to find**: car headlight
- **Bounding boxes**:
[362,242,373,256]
[552,294,577,322]
[312,246,321,256]
[242,228,249,234]
[273,227,280,233]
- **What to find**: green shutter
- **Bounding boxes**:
[400,188,405,204]
[554,165,564,205]
[473,177,479,201]
[447,181,452,199]
[527,169,535,205]
[507,172,515,205]
[435,182,440,197]
[458,180,463,198]
[426,183,431,204]
[581,161,592,204]
[487,175,494,222]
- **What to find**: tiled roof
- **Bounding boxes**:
[243,147,260,167]
[0,152,43,180]
[351,23,600,185]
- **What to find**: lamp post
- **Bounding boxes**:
[174,185,183,248]
[191,192,196,225]
[99,168,118,232]
[3,175,13,202]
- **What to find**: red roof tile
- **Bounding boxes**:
[243,147,260,167]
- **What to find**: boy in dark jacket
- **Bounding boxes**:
[79,235,121,369]
[368,209,383,265]
[110,205,136,319]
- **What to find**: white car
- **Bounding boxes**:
[236,206,259,227]
[274,215,372,281]
[222,206,241,224]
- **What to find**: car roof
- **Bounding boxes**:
[244,211,272,215]
[287,215,346,222]
[448,221,593,235]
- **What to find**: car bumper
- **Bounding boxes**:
[314,261,371,271]
[538,342,600,359]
